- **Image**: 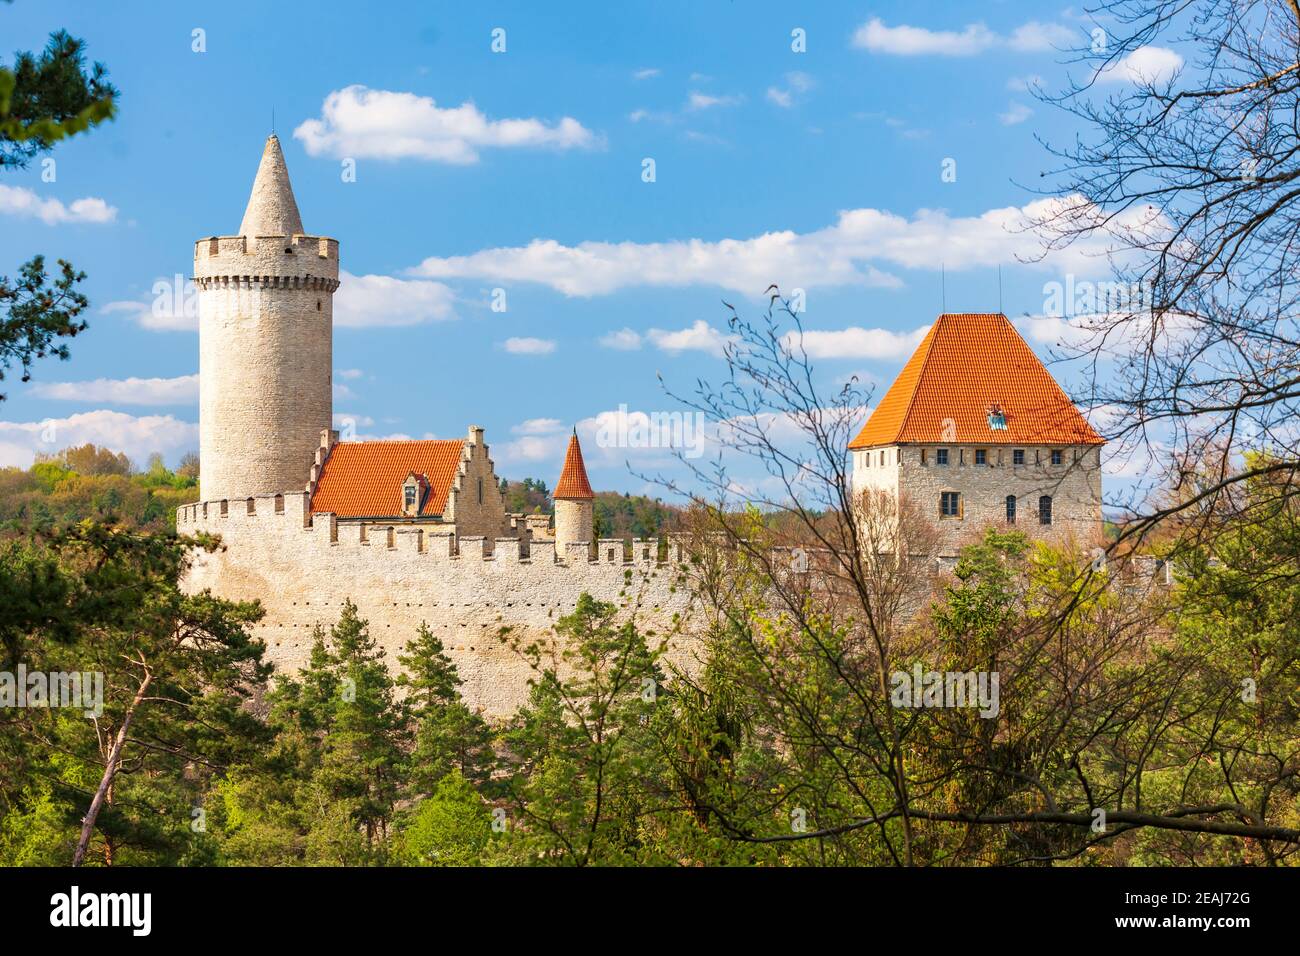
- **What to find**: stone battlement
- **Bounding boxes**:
[193,234,339,286]
[177,492,683,568]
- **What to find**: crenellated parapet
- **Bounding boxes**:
[176,493,689,569]
[192,234,340,289]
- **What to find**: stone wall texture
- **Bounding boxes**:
[852,443,1103,555]
[178,493,698,717]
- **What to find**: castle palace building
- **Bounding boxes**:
[849,312,1105,556]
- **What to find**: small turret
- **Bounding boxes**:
[553,430,594,561]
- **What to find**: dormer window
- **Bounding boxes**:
[987,404,1008,430]
[401,473,425,517]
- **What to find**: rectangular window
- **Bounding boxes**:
[936,449,949,466]
[1006,495,1017,523]
[1013,449,1025,466]
[404,486,417,509]
[1039,495,1053,525]
[975,449,987,466]
[940,491,961,518]
[921,448,927,465]
[1051,449,1063,466]
[477,477,484,504]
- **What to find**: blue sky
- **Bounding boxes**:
[0,1,1180,499]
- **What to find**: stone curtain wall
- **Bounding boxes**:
[179,493,696,717]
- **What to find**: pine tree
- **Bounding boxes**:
[397,623,495,794]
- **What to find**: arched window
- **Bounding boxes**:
[1038,495,1053,525]
[1005,495,1016,524]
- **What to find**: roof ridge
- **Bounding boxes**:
[893,315,944,443]
[337,438,464,446]
[1000,315,1103,442]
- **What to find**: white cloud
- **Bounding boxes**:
[502,336,556,355]
[334,272,456,327]
[633,68,661,80]
[784,325,930,360]
[28,374,198,405]
[1097,46,1183,85]
[766,71,814,109]
[599,328,643,350]
[294,85,601,164]
[0,410,197,468]
[106,273,455,331]
[336,368,364,380]
[1008,22,1075,52]
[766,87,793,108]
[0,184,117,225]
[334,412,375,428]
[511,417,564,435]
[1007,73,1044,92]
[786,71,815,93]
[498,433,566,465]
[1000,101,1033,125]
[410,195,1128,298]
[852,18,1073,56]
[853,18,998,56]
[101,297,196,333]
[686,91,742,111]
[646,320,733,357]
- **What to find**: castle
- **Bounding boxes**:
[179,135,1104,716]
[848,312,1105,555]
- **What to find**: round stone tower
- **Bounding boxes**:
[194,134,338,501]
[553,430,595,560]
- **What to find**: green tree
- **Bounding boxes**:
[496,593,667,865]
[0,21,116,399]
[215,603,408,865]
[397,623,495,794]
[0,523,270,866]
[394,770,493,866]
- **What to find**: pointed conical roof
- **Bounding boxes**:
[238,134,304,237]
[554,431,595,500]
[849,313,1104,448]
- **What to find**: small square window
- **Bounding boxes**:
[1013,449,1025,466]
[975,449,987,466]
[1051,449,1063,466]
[936,449,949,466]
[940,491,961,518]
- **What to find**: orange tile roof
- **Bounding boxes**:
[848,313,1104,449]
[554,432,594,500]
[311,440,465,518]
